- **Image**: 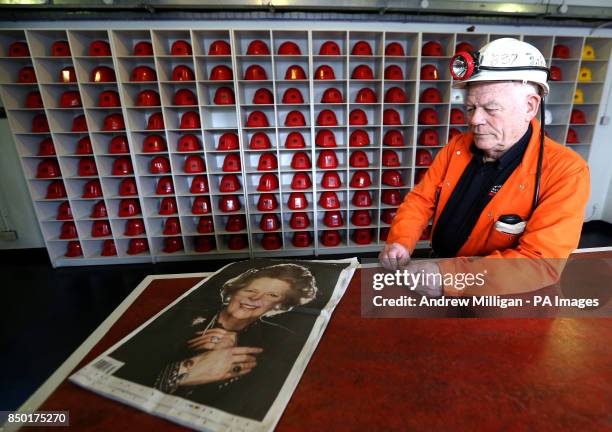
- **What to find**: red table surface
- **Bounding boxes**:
[27,269,612,431]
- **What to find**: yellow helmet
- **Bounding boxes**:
[573,88,584,104]
[582,43,596,60]
[578,66,592,82]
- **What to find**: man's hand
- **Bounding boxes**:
[379,242,411,270]
[403,261,443,297]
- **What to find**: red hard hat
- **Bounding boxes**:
[112,157,133,175]
[415,169,426,185]
[218,195,240,212]
[450,108,466,124]
[349,129,370,147]
[59,90,82,108]
[384,65,404,80]
[250,132,271,149]
[317,109,338,126]
[383,108,401,125]
[381,209,398,224]
[101,239,117,256]
[102,113,125,131]
[213,87,235,105]
[78,157,98,176]
[385,42,405,57]
[60,221,78,239]
[184,155,205,173]
[99,90,120,107]
[319,191,340,209]
[171,40,192,56]
[258,153,278,170]
[57,201,73,220]
[159,197,178,215]
[58,66,75,83]
[246,111,269,127]
[382,169,404,186]
[32,114,49,133]
[209,65,233,81]
[218,132,239,150]
[82,179,102,198]
[350,170,372,188]
[257,173,278,191]
[292,231,313,247]
[131,66,156,82]
[317,150,339,169]
[127,238,148,255]
[383,129,404,147]
[385,87,408,103]
[349,150,369,168]
[51,40,71,57]
[416,149,433,166]
[173,88,197,106]
[288,192,308,210]
[18,66,37,83]
[209,40,231,56]
[226,214,246,232]
[261,233,282,250]
[171,65,194,81]
[315,65,335,80]
[282,87,304,104]
[382,149,400,167]
[285,131,306,148]
[549,65,562,81]
[8,41,29,57]
[156,176,174,195]
[553,44,570,59]
[418,108,440,125]
[92,220,111,238]
[257,193,278,211]
[150,156,171,174]
[321,87,343,103]
[291,172,312,190]
[162,237,183,253]
[220,174,241,192]
[352,190,372,207]
[351,65,374,80]
[25,91,43,109]
[90,66,116,83]
[190,175,209,193]
[178,134,201,152]
[315,129,337,147]
[91,200,108,218]
[352,41,373,56]
[197,216,214,233]
[65,241,83,258]
[147,112,165,130]
[89,40,111,56]
[260,214,280,231]
[291,151,312,169]
[353,228,372,245]
[285,65,306,80]
[351,210,371,226]
[71,114,88,132]
[278,41,301,55]
[133,41,153,56]
[420,87,442,103]
[244,65,268,80]
[323,210,344,228]
[349,109,368,125]
[37,138,56,156]
[119,199,141,217]
[180,111,201,129]
[46,180,67,199]
[143,134,167,152]
[220,153,239,172]
[247,39,270,55]
[419,128,439,146]
[566,128,579,144]
[420,64,440,81]
[321,171,341,189]
[125,218,145,236]
[290,212,310,229]
[195,236,216,252]
[570,109,586,124]
[355,87,377,103]
[321,230,341,247]
[76,133,95,153]
[455,41,475,54]
[119,178,138,196]
[422,40,443,56]
[253,88,274,104]
[320,41,341,55]
[285,110,306,127]
[448,128,462,141]
[381,189,401,205]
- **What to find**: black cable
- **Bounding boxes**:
[532,97,545,213]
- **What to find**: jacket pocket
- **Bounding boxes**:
[485,219,523,252]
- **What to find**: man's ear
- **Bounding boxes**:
[525,93,541,121]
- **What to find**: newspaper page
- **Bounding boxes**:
[70,258,358,431]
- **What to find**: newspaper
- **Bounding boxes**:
[70,258,358,431]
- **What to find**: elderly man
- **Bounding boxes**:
[379,38,590,295]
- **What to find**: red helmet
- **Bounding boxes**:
[420,64,440,80]
[180,111,201,129]
[101,239,117,256]
[78,157,98,176]
[351,65,374,80]
[209,65,233,81]
[228,235,248,250]
[319,191,340,209]
[190,175,209,193]
[381,189,401,205]
[549,66,562,81]
[99,90,120,107]
[127,238,148,255]
[57,201,73,220]
[65,241,83,258]
[292,231,313,247]
[317,150,339,169]
[59,90,82,108]
[197,216,214,233]
[321,171,341,189]
[246,111,269,127]
[315,65,335,80]
[291,172,311,190]
[323,210,344,228]
[218,195,240,212]
[384,65,404,80]
[570,109,586,124]
[18,66,37,83]
[382,149,400,167]
[112,157,133,175]
[352,190,372,207]
[226,214,246,232]
[250,132,271,149]
[133,41,153,56]
[257,193,278,211]
[119,178,138,196]
[221,174,242,192]
[315,129,337,147]
[209,40,231,56]
[131,66,156,82]
[450,108,465,124]
[350,150,369,168]
[60,221,78,239]
[244,65,268,81]
[352,41,373,56]
[422,40,443,56]
[353,228,372,245]
[285,110,306,127]
[90,66,116,83]
[147,112,165,130]
[253,88,274,104]
[416,149,433,166]
[173,89,197,106]
[58,66,75,83]
[349,109,368,125]
[160,197,178,215]
[102,113,125,131]
[321,230,341,247]
[184,155,205,173]
[385,42,405,57]
[278,41,301,55]
[261,233,282,250]
[178,134,201,152]
[351,210,371,226]
[51,40,70,57]
[213,87,235,105]
[162,237,183,253]
[9,41,29,57]
[383,108,401,125]
[418,108,440,125]
[382,169,404,186]
[381,208,398,224]
[566,128,579,144]
[320,41,341,55]
[222,153,241,172]
[32,114,49,133]
[257,173,279,191]
[171,40,192,56]
[156,176,174,195]
[25,91,43,109]
[171,65,194,81]
[285,65,306,80]
[355,87,377,103]
[258,153,278,170]
[448,128,462,141]
[89,40,111,56]
[247,39,270,55]
[260,214,280,231]
[291,151,312,169]
[317,109,338,126]
[350,129,370,147]
[92,220,111,238]
[83,179,102,198]
[287,192,308,210]
[46,180,67,199]
[282,87,304,104]
[37,138,56,156]
[455,41,475,54]
[143,134,166,152]
[419,128,439,146]
[553,44,570,59]
[289,212,310,229]
[383,129,404,147]
[321,87,343,103]
[125,218,145,236]
[350,171,372,188]
[385,87,408,103]
[150,156,171,174]
[285,131,306,148]
[218,132,239,150]
[91,200,108,218]
[119,199,141,217]
[420,87,442,103]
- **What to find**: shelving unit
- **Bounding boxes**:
[0,28,610,266]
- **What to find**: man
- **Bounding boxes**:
[379,38,590,296]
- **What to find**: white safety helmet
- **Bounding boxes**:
[451,88,466,104]
[545,109,552,124]
[450,38,549,96]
